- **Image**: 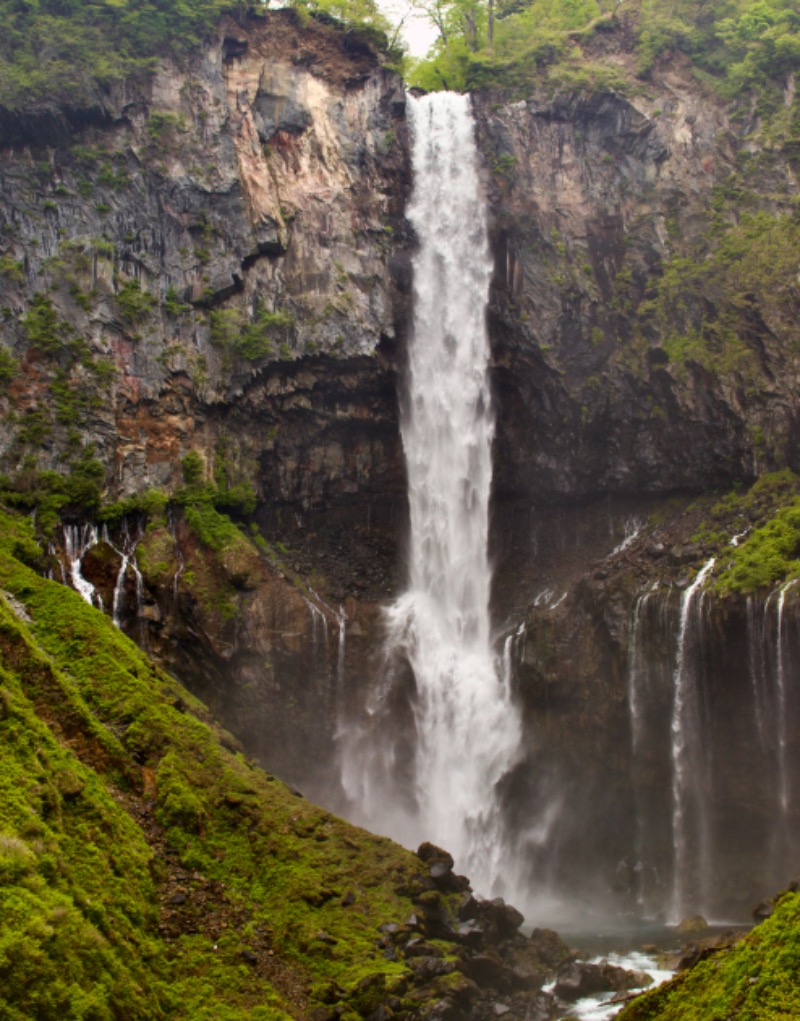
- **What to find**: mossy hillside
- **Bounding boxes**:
[618,890,800,1021]
[0,507,463,1020]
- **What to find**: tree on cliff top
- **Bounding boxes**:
[0,0,393,106]
[404,0,800,95]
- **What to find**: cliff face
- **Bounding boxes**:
[0,8,408,508]
[478,60,799,505]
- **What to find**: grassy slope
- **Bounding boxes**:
[0,508,456,1021]
[618,891,800,1021]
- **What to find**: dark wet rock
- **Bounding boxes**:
[458,953,511,989]
[554,960,651,1002]
[480,898,525,934]
[417,842,453,868]
[458,893,481,921]
[528,928,573,972]
[405,939,441,959]
[673,930,741,971]
[677,914,709,934]
[410,957,456,982]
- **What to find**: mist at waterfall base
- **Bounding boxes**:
[338,91,524,902]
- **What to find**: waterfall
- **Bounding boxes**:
[63,524,103,610]
[106,520,144,630]
[669,557,715,922]
[342,92,521,895]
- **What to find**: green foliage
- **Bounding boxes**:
[163,286,190,317]
[237,309,294,361]
[0,347,17,390]
[98,488,170,528]
[183,501,247,553]
[293,0,393,43]
[716,496,800,593]
[0,0,396,107]
[116,278,156,324]
[0,256,24,282]
[0,448,106,535]
[210,306,295,363]
[157,751,206,832]
[181,450,206,487]
[408,0,800,99]
[21,293,70,357]
[628,207,800,381]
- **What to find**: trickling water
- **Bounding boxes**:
[343,92,521,894]
[63,524,103,609]
[669,558,715,922]
[336,604,347,707]
[775,579,796,816]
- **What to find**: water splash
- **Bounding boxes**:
[342,92,521,894]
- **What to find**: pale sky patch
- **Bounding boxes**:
[378,0,440,57]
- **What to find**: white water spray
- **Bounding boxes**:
[344,92,521,894]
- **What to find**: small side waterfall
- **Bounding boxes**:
[775,579,796,817]
[341,92,521,895]
[63,524,103,610]
[669,557,715,922]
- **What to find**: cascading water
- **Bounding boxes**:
[341,92,521,896]
[63,524,103,610]
[669,557,715,922]
[775,579,796,817]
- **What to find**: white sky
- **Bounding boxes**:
[378,0,440,57]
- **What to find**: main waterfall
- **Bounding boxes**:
[341,92,521,895]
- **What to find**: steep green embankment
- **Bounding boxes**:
[0,507,470,1020]
[618,891,800,1021]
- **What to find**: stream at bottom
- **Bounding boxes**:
[540,918,744,1021]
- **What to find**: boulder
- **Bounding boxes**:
[553,960,651,1002]
[677,914,709,934]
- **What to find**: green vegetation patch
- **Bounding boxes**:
[408,0,800,102]
[0,1,394,108]
[683,471,800,594]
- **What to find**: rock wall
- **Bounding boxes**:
[0,8,409,508]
